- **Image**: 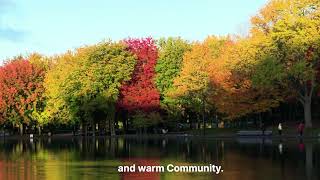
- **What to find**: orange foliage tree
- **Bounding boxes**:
[208,36,285,120]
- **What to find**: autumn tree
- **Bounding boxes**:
[28,52,51,70]
[251,0,320,127]
[208,36,285,120]
[0,57,46,135]
[44,52,79,126]
[27,53,53,135]
[168,36,227,129]
[44,41,136,135]
[117,38,161,130]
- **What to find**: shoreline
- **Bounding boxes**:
[1,133,319,140]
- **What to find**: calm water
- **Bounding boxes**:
[0,136,319,180]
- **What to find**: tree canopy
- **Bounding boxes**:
[1,0,320,134]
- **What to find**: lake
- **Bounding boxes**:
[0,136,319,180]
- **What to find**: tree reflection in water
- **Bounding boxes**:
[0,137,318,180]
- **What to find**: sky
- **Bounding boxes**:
[0,0,268,63]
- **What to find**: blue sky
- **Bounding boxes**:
[0,0,268,63]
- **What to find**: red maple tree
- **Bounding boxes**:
[117,37,160,113]
[0,58,45,124]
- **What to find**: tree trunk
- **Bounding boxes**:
[123,118,127,134]
[304,99,312,128]
[38,126,41,136]
[81,123,83,136]
[92,121,96,137]
[19,124,23,136]
[81,122,87,136]
[202,98,205,136]
[2,125,4,137]
[109,117,115,136]
[84,123,88,136]
[197,114,200,129]
[105,119,109,135]
[73,125,76,136]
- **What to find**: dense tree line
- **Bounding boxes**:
[0,0,319,135]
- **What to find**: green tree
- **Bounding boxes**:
[251,0,320,127]
[44,41,136,135]
[155,37,191,117]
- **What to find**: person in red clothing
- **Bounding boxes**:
[298,140,305,152]
[298,122,305,137]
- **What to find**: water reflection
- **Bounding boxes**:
[0,137,319,180]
